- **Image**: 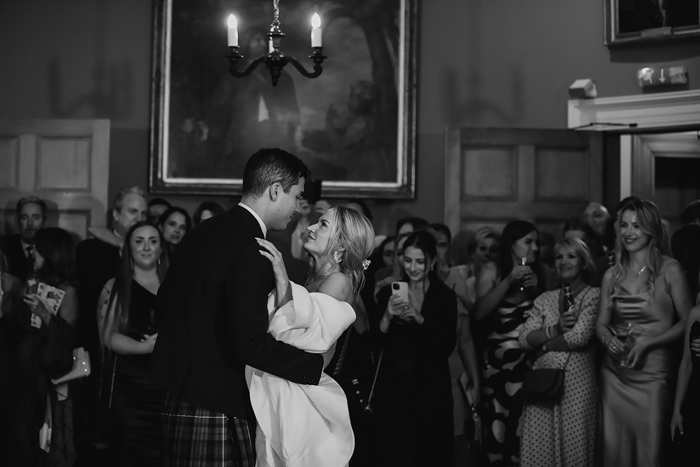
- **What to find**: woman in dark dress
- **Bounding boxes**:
[374,230,458,466]
[6,228,79,466]
[97,221,169,467]
[472,220,546,467]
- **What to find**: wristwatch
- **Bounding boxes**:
[542,343,549,353]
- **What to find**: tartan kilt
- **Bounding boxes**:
[162,393,254,467]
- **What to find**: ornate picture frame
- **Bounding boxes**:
[149,0,418,199]
[604,0,700,46]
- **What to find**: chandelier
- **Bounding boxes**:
[226,0,326,86]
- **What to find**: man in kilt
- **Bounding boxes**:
[152,149,331,466]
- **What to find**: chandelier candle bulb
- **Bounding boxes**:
[311,13,322,47]
[227,14,238,47]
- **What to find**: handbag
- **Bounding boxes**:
[51,347,91,385]
[520,363,569,404]
[520,287,590,404]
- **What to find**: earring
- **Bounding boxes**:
[158,258,161,266]
[333,251,342,263]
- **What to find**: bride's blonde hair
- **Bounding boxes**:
[307,206,375,305]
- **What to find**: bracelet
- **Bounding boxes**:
[545,326,552,339]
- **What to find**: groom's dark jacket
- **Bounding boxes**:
[151,205,323,420]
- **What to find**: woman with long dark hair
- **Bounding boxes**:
[9,227,79,466]
[158,206,192,257]
[97,221,169,466]
[374,230,458,466]
[472,220,546,467]
[596,198,692,467]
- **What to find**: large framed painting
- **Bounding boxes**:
[150,0,418,198]
[604,0,700,46]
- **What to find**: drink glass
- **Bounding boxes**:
[614,322,636,368]
[518,257,528,291]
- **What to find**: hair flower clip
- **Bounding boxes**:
[362,259,371,271]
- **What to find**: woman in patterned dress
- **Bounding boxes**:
[472,220,546,467]
[519,238,600,467]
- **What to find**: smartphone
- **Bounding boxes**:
[303,178,323,204]
[391,281,409,303]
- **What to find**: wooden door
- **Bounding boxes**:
[0,120,110,240]
[632,132,700,232]
[445,128,604,263]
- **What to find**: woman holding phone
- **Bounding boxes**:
[374,230,458,466]
[472,220,546,467]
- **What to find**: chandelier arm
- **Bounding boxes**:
[285,54,325,79]
[228,55,268,78]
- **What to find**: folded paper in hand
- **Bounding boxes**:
[52,347,91,385]
[37,282,66,315]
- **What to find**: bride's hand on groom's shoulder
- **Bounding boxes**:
[256,238,289,283]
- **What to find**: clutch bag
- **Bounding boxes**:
[52,347,91,385]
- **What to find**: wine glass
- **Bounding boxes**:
[614,322,636,368]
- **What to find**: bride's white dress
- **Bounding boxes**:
[245,281,356,467]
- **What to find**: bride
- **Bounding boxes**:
[250,205,375,467]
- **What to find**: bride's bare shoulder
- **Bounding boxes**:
[317,272,352,303]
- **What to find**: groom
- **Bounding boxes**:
[151,148,330,466]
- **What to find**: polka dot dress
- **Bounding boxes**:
[518,287,600,467]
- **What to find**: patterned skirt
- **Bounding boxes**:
[480,299,532,467]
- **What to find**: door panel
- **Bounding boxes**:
[445,128,604,263]
[0,120,110,240]
[632,132,700,232]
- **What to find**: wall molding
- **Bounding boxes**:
[568,90,700,131]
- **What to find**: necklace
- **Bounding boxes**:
[636,265,647,278]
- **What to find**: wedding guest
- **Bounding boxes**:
[680,200,700,226]
[192,201,225,225]
[374,230,457,466]
[671,299,700,466]
[97,221,169,467]
[430,223,454,280]
[596,197,692,467]
[147,198,170,224]
[671,224,700,302]
[583,201,610,241]
[472,220,546,467]
[0,243,23,466]
[459,226,500,309]
[158,206,192,257]
[519,238,600,467]
[74,187,147,454]
[0,196,48,281]
[9,228,79,466]
[563,215,607,285]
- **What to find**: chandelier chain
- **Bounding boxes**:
[273,0,280,26]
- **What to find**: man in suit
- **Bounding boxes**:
[1,196,47,282]
[152,148,330,466]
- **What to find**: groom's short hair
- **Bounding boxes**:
[242,148,311,198]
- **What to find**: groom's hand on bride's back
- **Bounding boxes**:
[322,342,337,369]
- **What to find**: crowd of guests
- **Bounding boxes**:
[1,188,700,467]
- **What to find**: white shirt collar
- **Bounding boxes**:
[238,202,267,238]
